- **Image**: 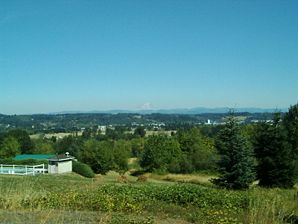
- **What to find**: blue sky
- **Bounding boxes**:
[1,0,297,114]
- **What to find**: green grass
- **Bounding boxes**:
[0,173,297,224]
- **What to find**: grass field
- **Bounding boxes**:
[30,130,176,140]
[0,172,297,224]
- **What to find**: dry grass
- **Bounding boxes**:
[148,173,216,185]
[136,175,148,182]
[241,186,298,224]
[93,174,104,183]
[128,157,138,165]
[30,132,83,140]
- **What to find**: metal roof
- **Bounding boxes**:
[13,154,55,160]
[48,155,74,161]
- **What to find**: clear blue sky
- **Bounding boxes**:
[1,0,297,114]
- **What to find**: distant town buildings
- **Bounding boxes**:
[205,119,217,125]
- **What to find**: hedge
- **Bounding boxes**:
[72,161,95,178]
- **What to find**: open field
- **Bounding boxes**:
[0,172,297,224]
[30,130,176,140]
[30,132,82,139]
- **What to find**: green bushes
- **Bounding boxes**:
[17,183,248,223]
[0,174,296,224]
[18,183,246,215]
[140,130,218,174]
[80,139,129,174]
[140,135,182,173]
[72,161,95,178]
[0,158,48,166]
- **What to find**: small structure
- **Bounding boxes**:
[12,153,74,175]
[47,153,74,174]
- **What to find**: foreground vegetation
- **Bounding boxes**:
[0,104,297,223]
[0,173,297,224]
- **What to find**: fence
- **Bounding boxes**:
[0,164,46,176]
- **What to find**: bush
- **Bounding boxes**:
[0,158,48,167]
[72,161,95,178]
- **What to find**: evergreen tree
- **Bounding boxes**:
[212,117,256,190]
[254,114,295,188]
[283,103,298,178]
[133,127,146,138]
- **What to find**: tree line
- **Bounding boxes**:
[0,104,297,190]
[0,112,277,133]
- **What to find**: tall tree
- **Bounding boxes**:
[81,139,114,174]
[0,136,21,158]
[133,127,146,138]
[130,138,145,158]
[112,140,130,174]
[212,117,256,190]
[5,129,34,154]
[177,128,217,172]
[283,104,298,177]
[254,114,296,188]
[56,135,81,159]
[140,135,182,173]
[33,141,54,154]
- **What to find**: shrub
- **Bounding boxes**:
[0,158,48,167]
[136,175,148,182]
[72,161,95,178]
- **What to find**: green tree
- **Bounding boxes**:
[5,129,34,154]
[81,128,92,139]
[212,117,256,190]
[130,138,145,158]
[56,135,81,159]
[177,128,217,172]
[81,139,114,174]
[134,127,146,138]
[112,140,130,174]
[33,141,54,154]
[0,136,21,158]
[283,103,298,178]
[140,135,182,173]
[254,114,296,188]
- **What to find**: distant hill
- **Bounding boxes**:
[51,107,287,115]
[0,110,280,133]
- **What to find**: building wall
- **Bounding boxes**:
[48,164,57,174]
[48,160,72,174]
[57,160,72,173]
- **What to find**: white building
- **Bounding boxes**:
[48,154,74,174]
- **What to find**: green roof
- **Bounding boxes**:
[13,154,55,160]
